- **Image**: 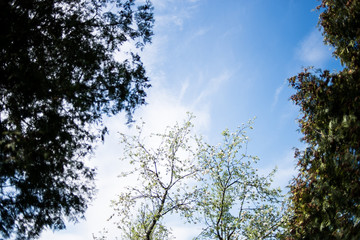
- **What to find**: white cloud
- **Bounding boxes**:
[271,80,286,110]
[179,79,190,102]
[152,0,201,10]
[296,29,332,66]
[194,27,208,37]
[193,71,232,108]
[151,0,201,31]
[156,14,185,29]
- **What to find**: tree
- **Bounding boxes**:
[107,116,201,240]
[0,0,153,239]
[318,0,360,70]
[287,0,360,239]
[195,121,284,240]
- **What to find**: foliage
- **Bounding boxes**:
[317,0,360,70]
[108,116,201,240]
[195,121,285,240]
[287,0,360,239]
[0,0,153,239]
[288,69,360,239]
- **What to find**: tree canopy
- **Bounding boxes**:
[0,0,153,239]
[104,116,201,240]
[195,121,284,240]
[99,117,286,239]
[287,0,360,239]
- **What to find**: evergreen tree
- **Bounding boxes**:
[287,1,360,238]
[0,0,153,239]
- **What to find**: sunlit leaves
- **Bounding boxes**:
[108,115,201,239]
[195,121,285,240]
[105,117,287,239]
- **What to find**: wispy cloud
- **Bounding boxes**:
[271,80,286,111]
[180,27,211,48]
[193,71,232,108]
[179,79,190,102]
[152,0,202,30]
[296,28,332,66]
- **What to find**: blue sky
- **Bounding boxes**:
[41,0,341,239]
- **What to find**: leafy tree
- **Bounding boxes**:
[0,0,153,239]
[287,0,360,239]
[195,121,284,240]
[318,0,360,70]
[107,116,201,240]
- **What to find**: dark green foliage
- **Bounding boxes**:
[317,0,360,70]
[288,68,360,239]
[0,0,153,239]
[287,0,360,239]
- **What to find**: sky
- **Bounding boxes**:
[40,0,341,239]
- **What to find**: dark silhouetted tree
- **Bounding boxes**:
[0,0,153,239]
